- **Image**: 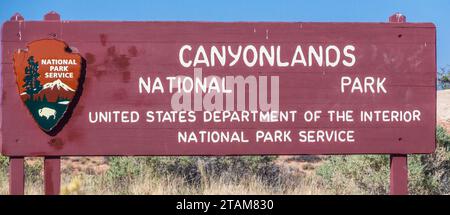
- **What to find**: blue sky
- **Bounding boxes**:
[1,0,449,69]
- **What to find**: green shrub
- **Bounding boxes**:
[316,126,450,194]
[25,159,43,184]
[0,155,9,173]
[105,157,144,185]
[144,156,280,185]
[407,154,439,194]
[316,155,389,194]
[436,125,450,150]
[105,156,284,188]
[144,156,199,184]
[419,146,450,194]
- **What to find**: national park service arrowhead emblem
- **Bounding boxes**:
[13,39,84,134]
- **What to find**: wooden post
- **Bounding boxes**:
[8,14,26,194]
[388,13,409,195]
[44,156,61,195]
[44,11,61,21]
[9,157,25,195]
[390,154,408,195]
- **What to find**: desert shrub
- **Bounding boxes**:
[25,159,43,184]
[0,156,45,194]
[0,155,8,173]
[436,125,450,150]
[61,176,82,195]
[316,127,450,194]
[407,154,438,194]
[316,154,443,194]
[419,125,450,194]
[0,156,44,182]
[144,156,283,185]
[316,155,389,194]
[105,155,287,189]
[105,156,144,185]
[144,156,200,184]
[418,146,450,194]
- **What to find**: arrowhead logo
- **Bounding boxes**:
[13,39,85,134]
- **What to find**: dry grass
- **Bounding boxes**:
[1,149,448,195]
[0,172,8,194]
[57,169,329,195]
[0,160,329,195]
[0,171,44,195]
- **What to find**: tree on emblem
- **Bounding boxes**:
[22,56,43,100]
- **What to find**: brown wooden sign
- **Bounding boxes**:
[1,18,436,157]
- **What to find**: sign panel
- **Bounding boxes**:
[1,21,436,156]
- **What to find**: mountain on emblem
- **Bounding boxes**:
[13,39,85,134]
